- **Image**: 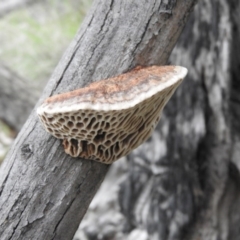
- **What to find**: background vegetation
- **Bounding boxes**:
[0,0,92,162]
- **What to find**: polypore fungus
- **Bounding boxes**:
[37,66,187,164]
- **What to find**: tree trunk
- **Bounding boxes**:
[0,1,196,240]
[0,63,39,132]
[114,0,240,240]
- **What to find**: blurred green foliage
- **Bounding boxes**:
[0,0,92,84]
[0,120,14,163]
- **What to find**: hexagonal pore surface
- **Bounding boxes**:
[37,66,187,163]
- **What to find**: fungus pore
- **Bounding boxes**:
[37,65,187,164]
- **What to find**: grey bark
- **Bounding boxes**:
[0,64,39,132]
[114,0,240,240]
[0,1,196,240]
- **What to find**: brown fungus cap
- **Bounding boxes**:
[37,66,187,164]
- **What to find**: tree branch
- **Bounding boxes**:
[0,0,36,18]
[0,63,39,132]
[0,0,197,239]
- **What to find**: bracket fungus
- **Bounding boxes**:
[37,66,187,164]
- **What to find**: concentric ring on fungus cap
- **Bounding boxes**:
[37,65,188,164]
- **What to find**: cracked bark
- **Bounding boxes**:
[115,0,240,240]
[0,0,196,240]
